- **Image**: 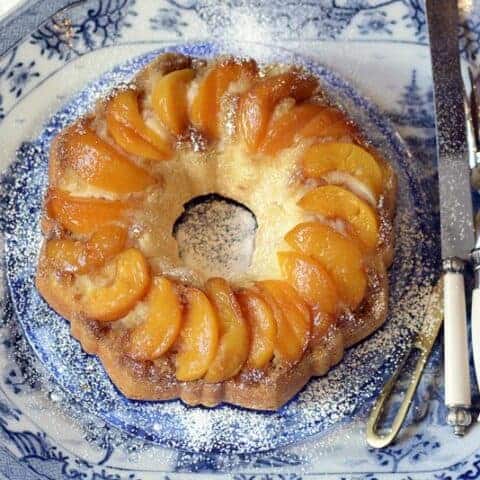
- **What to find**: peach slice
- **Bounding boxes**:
[256,280,311,363]
[62,125,155,193]
[106,89,171,157]
[47,189,131,235]
[129,277,183,360]
[238,71,318,151]
[107,114,169,161]
[45,225,126,274]
[299,185,379,250]
[152,68,195,135]
[45,224,127,274]
[236,287,276,369]
[277,251,339,314]
[203,278,250,383]
[45,239,86,273]
[258,103,322,155]
[86,224,128,267]
[302,143,383,200]
[176,287,219,381]
[285,222,367,309]
[299,107,356,140]
[190,59,258,139]
[81,248,151,322]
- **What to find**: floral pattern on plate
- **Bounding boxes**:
[0,0,479,479]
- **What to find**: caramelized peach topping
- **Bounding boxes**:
[46,188,132,235]
[238,71,317,152]
[129,277,183,361]
[299,185,379,250]
[152,68,195,135]
[204,278,250,383]
[45,239,86,273]
[302,143,383,201]
[299,107,356,140]
[107,113,169,161]
[236,288,276,369]
[277,251,339,314]
[80,248,151,322]
[86,224,128,268]
[59,123,156,193]
[190,59,258,139]
[285,222,367,310]
[257,280,311,363]
[45,224,127,273]
[175,287,219,381]
[106,89,171,158]
[258,103,321,155]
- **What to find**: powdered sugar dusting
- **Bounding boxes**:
[0,44,439,454]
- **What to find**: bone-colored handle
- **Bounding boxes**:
[444,271,471,408]
[472,288,480,395]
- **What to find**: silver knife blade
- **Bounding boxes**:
[426,0,474,260]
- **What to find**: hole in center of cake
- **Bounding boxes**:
[173,194,258,281]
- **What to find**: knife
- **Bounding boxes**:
[426,0,475,435]
[464,65,480,411]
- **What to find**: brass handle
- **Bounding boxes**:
[366,345,428,448]
[366,281,443,448]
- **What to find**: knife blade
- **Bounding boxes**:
[427,0,474,259]
[426,0,474,435]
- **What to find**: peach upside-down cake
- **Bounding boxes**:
[36,53,397,410]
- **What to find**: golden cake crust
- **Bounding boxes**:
[35,52,397,410]
[36,251,389,410]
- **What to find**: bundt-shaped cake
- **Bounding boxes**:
[36,53,397,410]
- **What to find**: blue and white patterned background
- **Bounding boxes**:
[0,1,479,479]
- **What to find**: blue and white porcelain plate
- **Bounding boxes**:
[3,39,435,455]
[0,1,479,479]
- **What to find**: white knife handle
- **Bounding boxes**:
[472,287,480,395]
[444,265,472,435]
